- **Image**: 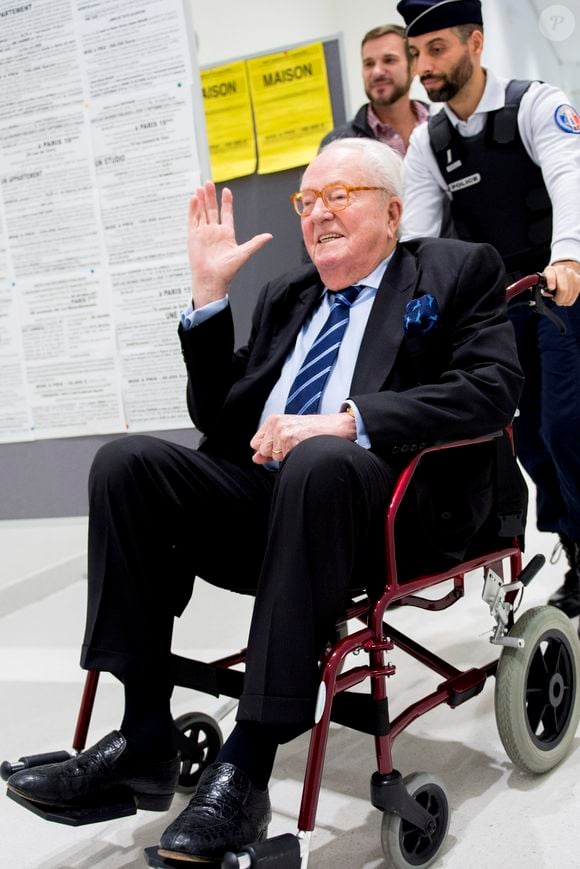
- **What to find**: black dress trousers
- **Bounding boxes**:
[81,433,394,730]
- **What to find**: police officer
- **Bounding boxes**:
[398,0,580,616]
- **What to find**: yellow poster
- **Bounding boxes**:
[201,61,256,182]
[247,43,334,174]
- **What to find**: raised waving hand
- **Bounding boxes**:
[187,181,272,309]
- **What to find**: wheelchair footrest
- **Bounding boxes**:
[145,834,303,868]
[145,847,184,868]
[6,787,138,826]
[443,669,487,708]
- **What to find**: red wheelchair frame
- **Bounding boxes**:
[63,431,526,869]
[4,273,580,868]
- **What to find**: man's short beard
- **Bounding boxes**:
[423,52,473,103]
[366,76,412,108]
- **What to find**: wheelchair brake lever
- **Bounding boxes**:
[482,567,525,649]
[483,554,547,650]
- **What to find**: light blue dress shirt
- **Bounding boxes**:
[180,253,394,449]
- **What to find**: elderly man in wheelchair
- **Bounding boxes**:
[5,138,578,869]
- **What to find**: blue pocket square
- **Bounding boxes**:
[403,294,439,337]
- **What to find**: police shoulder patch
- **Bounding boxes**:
[554,104,580,134]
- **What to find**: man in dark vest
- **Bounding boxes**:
[320,24,429,156]
[399,0,580,616]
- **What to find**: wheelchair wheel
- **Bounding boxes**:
[173,712,223,793]
[381,772,449,869]
[495,606,580,774]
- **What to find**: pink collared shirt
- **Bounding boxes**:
[367,101,430,156]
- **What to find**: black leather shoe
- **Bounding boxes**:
[548,536,580,618]
[548,587,580,618]
[7,731,179,811]
[158,762,271,862]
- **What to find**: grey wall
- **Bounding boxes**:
[1,40,346,519]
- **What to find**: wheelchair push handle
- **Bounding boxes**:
[506,272,550,302]
[1,750,73,782]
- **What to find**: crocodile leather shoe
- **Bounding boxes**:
[7,731,179,811]
[158,762,271,862]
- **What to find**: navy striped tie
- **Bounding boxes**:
[285,285,362,415]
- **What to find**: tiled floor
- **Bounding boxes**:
[1,498,579,868]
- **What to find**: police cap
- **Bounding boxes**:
[396,0,483,37]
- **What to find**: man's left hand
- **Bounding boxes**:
[250,413,356,465]
[543,261,580,306]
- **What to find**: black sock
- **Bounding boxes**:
[216,721,302,791]
[217,723,277,791]
[120,675,175,760]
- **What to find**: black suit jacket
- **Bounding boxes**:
[179,238,525,563]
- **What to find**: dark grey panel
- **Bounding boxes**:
[1,429,202,519]
[0,39,346,519]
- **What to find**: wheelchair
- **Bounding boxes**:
[3,273,579,869]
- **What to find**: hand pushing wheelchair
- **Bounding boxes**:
[3,274,579,869]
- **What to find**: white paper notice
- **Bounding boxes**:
[76,0,193,100]
[90,87,201,265]
[0,0,83,123]
[17,271,125,438]
[0,0,204,442]
[111,262,192,431]
[0,283,32,442]
[0,210,8,283]
[0,110,102,277]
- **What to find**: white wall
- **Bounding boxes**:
[190,0,579,117]
[483,0,578,97]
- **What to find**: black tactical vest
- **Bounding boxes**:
[428,80,552,278]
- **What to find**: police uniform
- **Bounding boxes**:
[398,0,580,614]
[402,70,580,270]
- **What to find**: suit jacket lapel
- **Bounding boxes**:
[350,244,419,394]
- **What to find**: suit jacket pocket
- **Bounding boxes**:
[401,332,448,385]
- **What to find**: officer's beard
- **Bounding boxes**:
[421,52,473,102]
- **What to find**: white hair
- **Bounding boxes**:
[319,137,404,198]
